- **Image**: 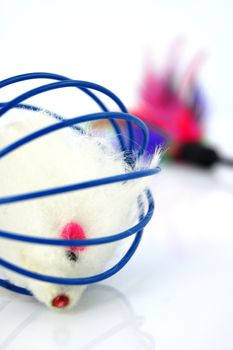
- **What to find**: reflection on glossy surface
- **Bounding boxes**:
[0,285,155,350]
[1,162,233,350]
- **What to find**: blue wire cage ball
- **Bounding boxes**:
[0,72,160,297]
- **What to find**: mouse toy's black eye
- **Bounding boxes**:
[65,250,79,262]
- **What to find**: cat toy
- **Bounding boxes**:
[0,72,161,309]
[131,43,233,168]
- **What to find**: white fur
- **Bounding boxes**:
[0,110,160,309]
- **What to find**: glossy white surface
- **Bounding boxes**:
[0,162,233,350]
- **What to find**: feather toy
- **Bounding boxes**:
[131,43,233,168]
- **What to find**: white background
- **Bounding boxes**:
[0,1,233,349]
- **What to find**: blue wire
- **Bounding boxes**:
[0,102,85,133]
[0,190,155,246]
[0,168,158,205]
[0,72,127,111]
[0,72,134,153]
[0,279,32,296]
[0,231,143,285]
[0,190,154,287]
[0,191,153,285]
[0,112,148,160]
[0,73,159,296]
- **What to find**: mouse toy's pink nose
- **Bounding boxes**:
[60,221,86,252]
[52,294,70,308]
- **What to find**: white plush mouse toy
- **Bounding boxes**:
[0,109,160,309]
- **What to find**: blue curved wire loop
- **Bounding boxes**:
[0,73,160,296]
[0,101,85,133]
[0,72,134,152]
[0,190,154,246]
[0,112,148,160]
